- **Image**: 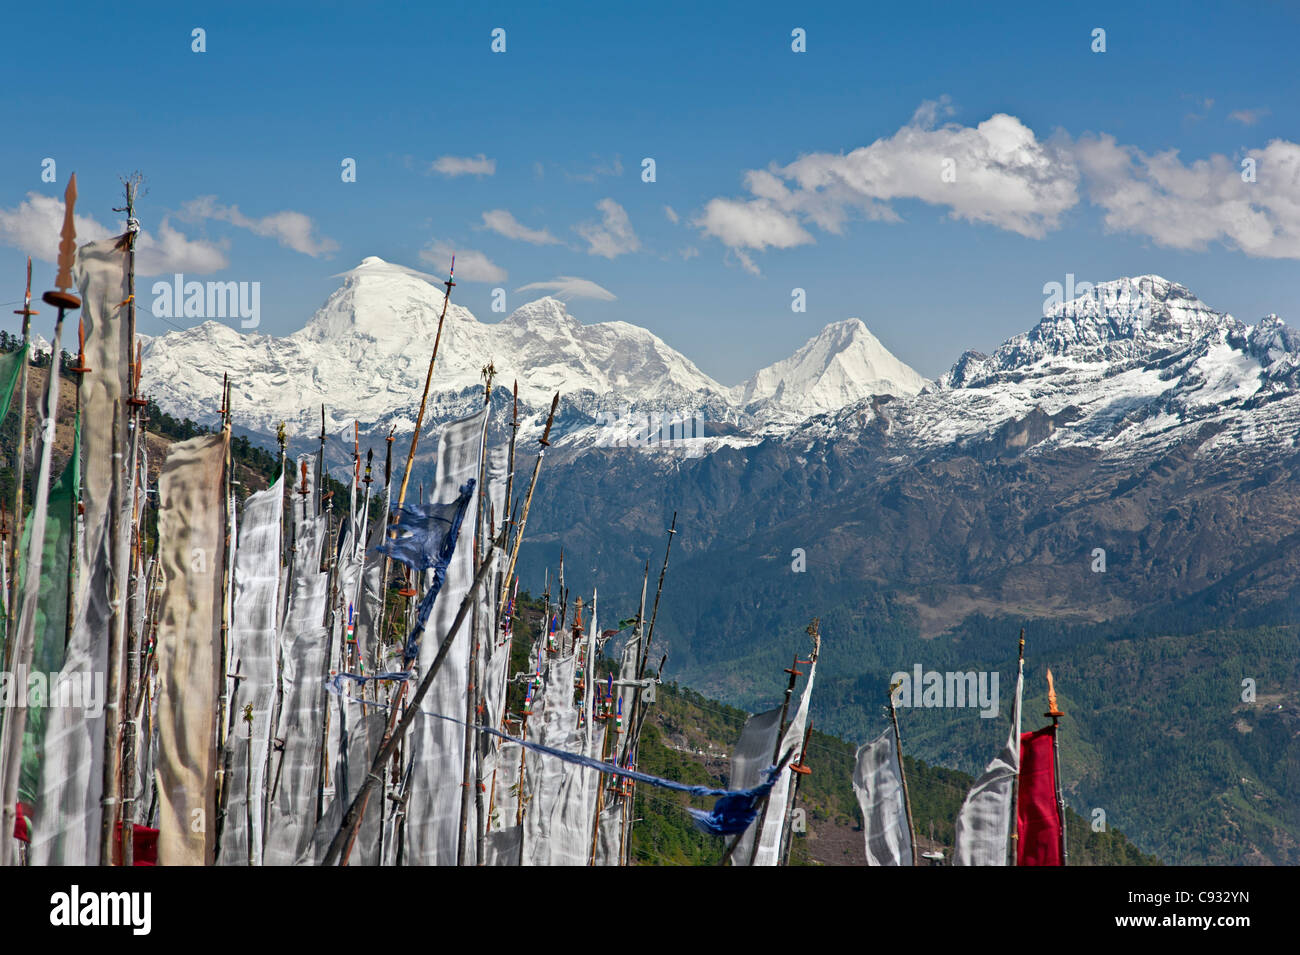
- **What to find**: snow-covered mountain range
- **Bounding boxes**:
[140,256,924,445]
[796,274,1300,470]
[140,261,1300,479]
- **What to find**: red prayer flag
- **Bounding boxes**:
[113,821,160,866]
[14,803,156,864]
[1017,725,1062,866]
[13,802,32,842]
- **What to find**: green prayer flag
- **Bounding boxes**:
[0,343,27,425]
[17,412,79,803]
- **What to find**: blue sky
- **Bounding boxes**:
[2,0,1298,381]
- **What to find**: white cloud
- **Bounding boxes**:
[694,198,815,251]
[1228,108,1269,126]
[0,193,229,275]
[515,276,616,301]
[664,205,680,224]
[431,154,496,177]
[481,209,560,245]
[575,198,640,258]
[137,220,230,274]
[695,99,1079,268]
[418,239,506,283]
[0,193,111,259]
[1073,133,1300,259]
[182,196,338,257]
[735,251,760,275]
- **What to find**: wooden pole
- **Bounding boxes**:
[371,427,395,681]
[586,699,613,866]
[121,343,145,865]
[607,567,648,866]
[338,654,407,867]
[118,185,146,859]
[243,703,254,866]
[456,376,491,864]
[779,719,813,866]
[213,380,235,851]
[62,322,90,654]
[621,515,676,862]
[638,512,675,678]
[6,257,36,667]
[209,380,232,856]
[315,406,338,827]
[500,392,559,591]
[394,259,455,515]
[104,190,144,861]
[745,621,816,867]
[1045,667,1067,866]
[496,382,519,614]
[716,747,797,867]
[887,679,918,865]
[1009,627,1025,866]
[99,406,126,865]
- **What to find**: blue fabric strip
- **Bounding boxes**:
[322,674,782,835]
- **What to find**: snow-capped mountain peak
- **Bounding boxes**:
[501,296,581,332]
[940,275,1237,390]
[293,256,472,346]
[733,317,927,423]
[140,258,736,442]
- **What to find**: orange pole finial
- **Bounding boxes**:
[67,319,92,375]
[43,175,81,309]
[1045,667,1064,718]
[13,257,38,323]
[52,176,77,291]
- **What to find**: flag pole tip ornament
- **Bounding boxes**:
[43,174,81,310]
[1045,667,1064,718]
[67,319,92,375]
[539,392,559,447]
[14,257,38,319]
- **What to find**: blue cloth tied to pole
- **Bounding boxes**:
[321,673,782,836]
[373,479,474,572]
[371,479,475,665]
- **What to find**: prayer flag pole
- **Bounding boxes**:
[5,257,36,665]
[888,677,918,865]
[394,258,455,514]
[1009,628,1025,865]
[1045,667,1066,866]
